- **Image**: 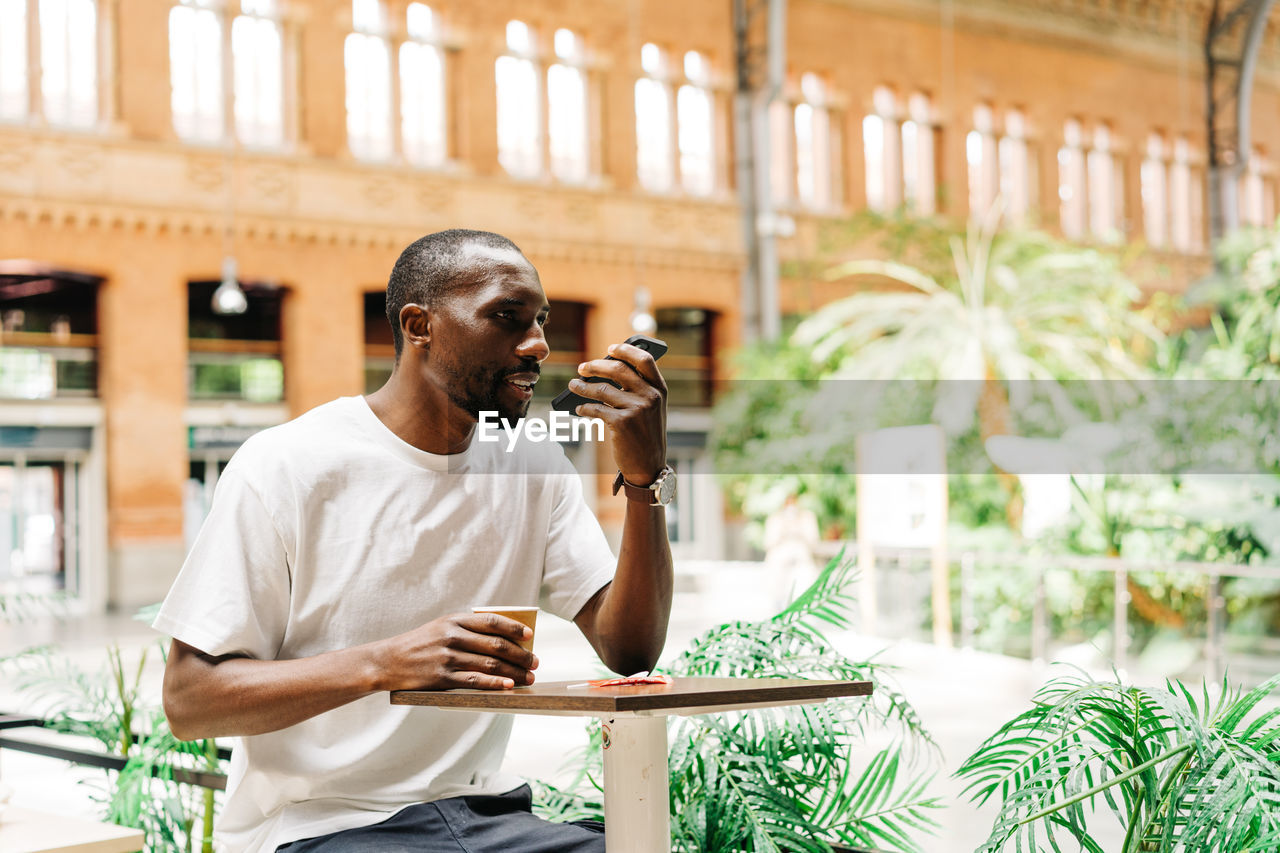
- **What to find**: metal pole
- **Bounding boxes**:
[1032,564,1047,665]
[959,552,976,650]
[755,0,786,342]
[732,0,762,344]
[732,0,787,342]
[1114,568,1129,674]
[1205,575,1225,684]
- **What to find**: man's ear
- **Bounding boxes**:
[399,303,431,353]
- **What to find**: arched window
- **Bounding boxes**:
[677,51,715,196]
[863,86,899,212]
[1,0,101,127]
[1087,124,1120,241]
[1141,133,1168,248]
[999,110,1032,223]
[495,19,541,178]
[1058,118,1087,239]
[233,0,284,147]
[1170,137,1202,252]
[901,92,934,215]
[399,3,446,167]
[1241,147,1274,227]
[635,43,674,192]
[794,73,833,209]
[345,0,393,160]
[170,0,224,142]
[966,103,998,219]
[40,0,98,127]
[0,0,30,121]
[171,0,287,146]
[548,28,588,182]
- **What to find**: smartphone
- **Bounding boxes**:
[551,334,668,413]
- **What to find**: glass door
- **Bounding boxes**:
[0,457,80,594]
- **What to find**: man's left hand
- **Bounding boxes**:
[569,341,667,485]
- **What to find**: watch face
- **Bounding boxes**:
[656,469,677,505]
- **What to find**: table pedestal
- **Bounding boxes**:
[601,716,670,853]
[391,676,872,853]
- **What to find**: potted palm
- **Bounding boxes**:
[958,668,1280,851]
[537,555,942,852]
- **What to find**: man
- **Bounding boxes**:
[154,229,675,852]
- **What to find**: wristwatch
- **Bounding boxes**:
[612,465,677,506]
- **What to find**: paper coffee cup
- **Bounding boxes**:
[472,605,538,652]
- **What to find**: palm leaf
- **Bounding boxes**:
[962,668,1280,853]
[540,555,940,852]
[821,259,947,295]
[817,746,941,853]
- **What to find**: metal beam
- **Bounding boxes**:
[1205,0,1277,246]
[733,0,787,343]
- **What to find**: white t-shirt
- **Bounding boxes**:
[153,396,616,853]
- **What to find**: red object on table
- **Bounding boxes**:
[587,674,673,688]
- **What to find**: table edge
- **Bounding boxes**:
[390,679,873,713]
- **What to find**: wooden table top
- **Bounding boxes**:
[391,676,872,714]
[0,806,145,853]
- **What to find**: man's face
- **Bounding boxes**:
[426,244,550,422]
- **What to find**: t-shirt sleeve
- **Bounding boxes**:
[152,461,292,660]
[539,464,617,623]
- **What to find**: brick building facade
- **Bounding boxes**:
[1,0,1277,610]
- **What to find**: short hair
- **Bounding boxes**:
[385,229,525,357]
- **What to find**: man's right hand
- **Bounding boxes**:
[162,613,538,741]
[374,612,539,692]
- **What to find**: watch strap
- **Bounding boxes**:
[612,468,671,505]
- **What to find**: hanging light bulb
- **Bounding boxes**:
[212,255,248,315]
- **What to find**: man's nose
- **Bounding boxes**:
[517,322,550,362]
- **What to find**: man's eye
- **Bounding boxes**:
[537,316,549,327]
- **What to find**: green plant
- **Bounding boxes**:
[0,589,64,624]
[958,667,1280,852]
[1177,222,1280,380]
[107,718,223,853]
[9,642,225,853]
[536,555,942,852]
[796,211,1160,438]
[713,212,1164,639]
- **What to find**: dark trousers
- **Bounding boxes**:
[275,785,605,852]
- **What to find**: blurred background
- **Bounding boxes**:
[5,0,1280,850]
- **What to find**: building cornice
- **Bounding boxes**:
[815,0,1280,81]
[0,129,746,273]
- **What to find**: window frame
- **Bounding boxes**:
[0,0,109,130]
[635,41,676,193]
[675,49,716,197]
[171,0,293,148]
[397,1,448,168]
[863,85,901,212]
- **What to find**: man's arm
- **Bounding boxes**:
[567,341,675,675]
[573,500,673,675]
[161,613,538,741]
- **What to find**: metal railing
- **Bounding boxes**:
[813,541,1280,682]
[0,713,229,790]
